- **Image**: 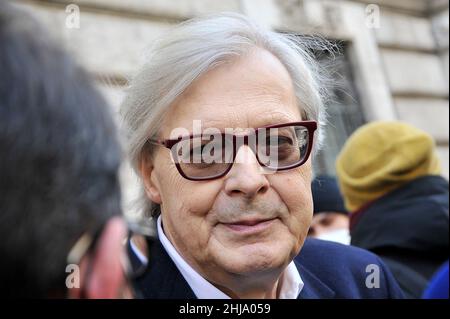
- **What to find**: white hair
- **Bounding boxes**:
[120,12,331,217]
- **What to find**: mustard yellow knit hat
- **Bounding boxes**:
[335,121,441,213]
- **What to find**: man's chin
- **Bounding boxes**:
[217,246,290,275]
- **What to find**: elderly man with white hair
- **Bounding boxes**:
[121,13,404,299]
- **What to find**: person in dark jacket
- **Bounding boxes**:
[309,176,350,245]
[336,121,449,298]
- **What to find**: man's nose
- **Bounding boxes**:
[224,145,270,198]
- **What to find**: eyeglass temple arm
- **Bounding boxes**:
[147,138,166,147]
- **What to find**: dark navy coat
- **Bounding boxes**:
[350,175,449,298]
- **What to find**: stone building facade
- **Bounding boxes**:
[11,0,449,213]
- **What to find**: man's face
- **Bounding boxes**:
[142,49,313,290]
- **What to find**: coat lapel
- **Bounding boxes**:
[131,238,197,299]
[294,259,336,299]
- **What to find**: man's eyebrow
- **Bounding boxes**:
[255,114,300,127]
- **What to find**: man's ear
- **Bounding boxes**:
[140,155,162,204]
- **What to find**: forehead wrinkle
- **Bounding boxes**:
[176,49,296,107]
[264,110,300,125]
[208,75,295,111]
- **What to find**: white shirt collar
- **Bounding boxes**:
[156,216,304,299]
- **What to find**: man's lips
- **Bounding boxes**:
[221,218,277,233]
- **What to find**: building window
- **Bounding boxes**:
[313,42,366,175]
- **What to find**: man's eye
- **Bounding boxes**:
[187,142,226,164]
[266,135,294,146]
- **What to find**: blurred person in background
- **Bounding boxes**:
[336,121,449,298]
[309,176,350,245]
[0,1,141,298]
